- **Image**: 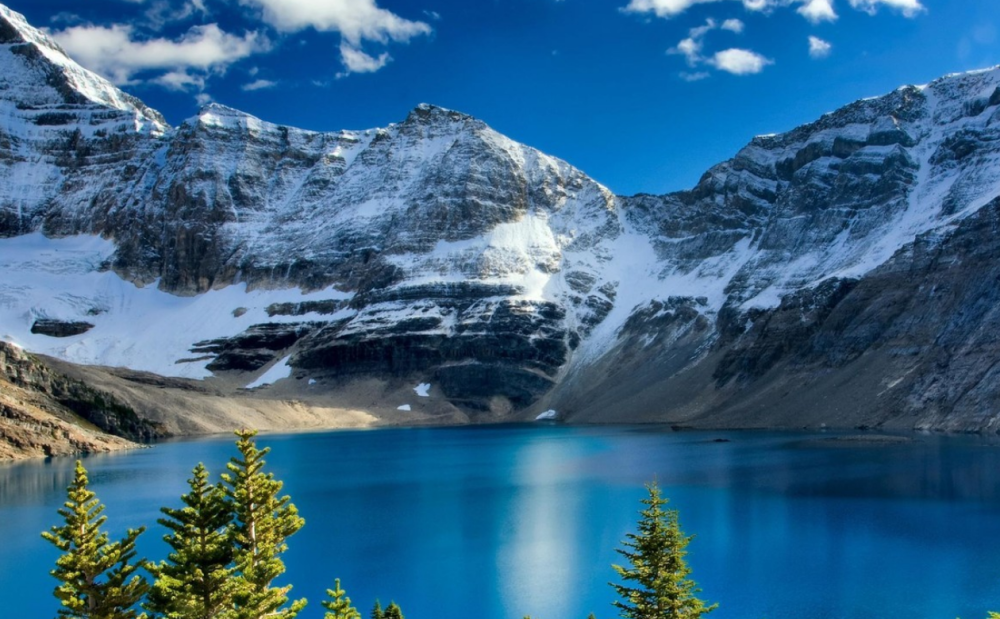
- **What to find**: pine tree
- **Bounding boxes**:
[222,429,307,619]
[610,482,716,619]
[383,602,404,619]
[145,462,235,619]
[41,460,149,619]
[370,601,384,619]
[322,579,360,619]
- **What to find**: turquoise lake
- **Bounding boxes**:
[3,425,1000,618]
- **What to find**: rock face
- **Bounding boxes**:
[1,3,1000,430]
[0,341,162,460]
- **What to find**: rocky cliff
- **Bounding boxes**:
[1,4,999,431]
[0,341,157,459]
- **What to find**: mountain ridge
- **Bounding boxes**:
[2,2,1000,434]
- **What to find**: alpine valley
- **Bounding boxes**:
[2,3,1000,458]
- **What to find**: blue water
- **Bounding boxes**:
[3,425,1000,619]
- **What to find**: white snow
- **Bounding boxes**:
[0,233,353,379]
[308,378,317,385]
[535,409,558,420]
[397,404,412,411]
[413,383,431,397]
[245,355,292,389]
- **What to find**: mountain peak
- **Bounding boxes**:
[0,3,169,135]
[405,103,477,125]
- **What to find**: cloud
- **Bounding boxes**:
[242,78,278,91]
[238,0,430,77]
[808,35,832,58]
[721,18,744,33]
[624,0,921,21]
[797,0,837,22]
[623,0,768,18]
[51,23,268,89]
[239,0,431,44]
[709,48,773,74]
[337,43,391,76]
[848,0,925,17]
[669,17,768,78]
[153,69,205,90]
[680,71,711,81]
[668,18,716,66]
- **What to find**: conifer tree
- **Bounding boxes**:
[145,462,234,619]
[370,601,384,619]
[322,579,360,619]
[222,429,306,619]
[383,602,404,619]
[610,482,716,619]
[41,460,149,619]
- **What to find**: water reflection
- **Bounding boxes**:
[3,427,1000,619]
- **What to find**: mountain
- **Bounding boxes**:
[1,4,999,433]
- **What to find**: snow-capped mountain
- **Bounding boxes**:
[2,4,999,430]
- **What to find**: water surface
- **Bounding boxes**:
[3,425,1000,618]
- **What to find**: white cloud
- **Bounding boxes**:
[848,0,925,17]
[239,0,431,44]
[338,43,391,76]
[808,35,832,58]
[668,18,716,66]
[670,35,704,65]
[242,78,278,91]
[797,0,837,22]
[709,48,773,74]
[624,0,921,21]
[623,0,777,18]
[623,0,710,17]
[238,0,430,77]
[51,23,268,89]
[721,18,744,33]
[680,71,711,81]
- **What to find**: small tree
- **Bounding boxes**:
[145,462,235,619]
[370,601,384,619]
[610,482,716,619]
[222,429,306,619]
[383,602,404,619]
[322,579,361,619]
[41,460,149,619]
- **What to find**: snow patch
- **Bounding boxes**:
[414,383,431,397]
[535,409,558,420]
[397,404,412,411]
[245,355,292,389]
[0,233,353,379]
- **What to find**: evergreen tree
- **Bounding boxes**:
[610,482,716,619]
[41,460,149,619]
[145,462,235,619]
[222,429,306,619]
[322,579,360,619]
[370,601,384,619]
[383,602,404,619]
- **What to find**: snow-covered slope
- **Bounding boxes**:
[0,4,168,237]
[2,3,1000,428]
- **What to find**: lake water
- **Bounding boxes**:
[3,425,1000,619]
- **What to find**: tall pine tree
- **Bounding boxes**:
[611,482,716,619]
[383,602,404,619]
[322,579,360,619]
[41,460,149,619]
[145,462,235,619]
[222,429,306,619]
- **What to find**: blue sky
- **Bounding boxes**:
[14,0,1000,195]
